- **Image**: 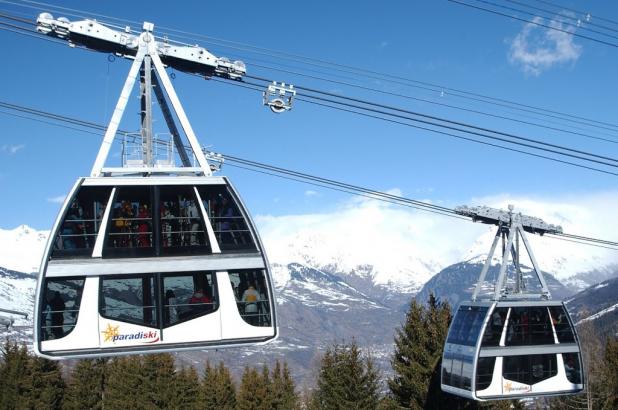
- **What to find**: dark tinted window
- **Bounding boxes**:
[476,357,496,391]
[159,186,209,256]
[197,186,256,252]
[481,307,508,347]
[441,351,474,391]
[162,271,218,327]
[549,306,576,343]
[52,186,112,258]
[506,307,555,346]
[461,355,473,390]
[41,278,85,340]
[100,275,157,327]
[442,352,453,385]
[104,187,155,257]
[447,306,488,346]
[563,353,582,384]
[229,270,271,327]
[503,354,557,385]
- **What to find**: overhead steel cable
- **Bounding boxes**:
[221,154,457,214]
[2,23,618,176]
[531,0,618,28]
[222,161,469,220]
[211,77,618,177]
[4,1,618,137]
[448,0,618,48]
[476,0,618,41]
[1,99,617,250]
[504,0,618,35]
[5,12,617,144]
[280,78,618,166]
[242,60,618,145]
[244,75,618,168]
[4,14,615,169]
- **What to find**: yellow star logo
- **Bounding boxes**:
[101,323,119,342]
[504,381,512,393]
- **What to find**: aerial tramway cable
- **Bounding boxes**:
[3,1,618,139]
[448,0,618,48]
[1,11,617,173]
[1,99,617,251]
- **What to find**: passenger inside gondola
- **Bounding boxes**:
[241,284,259,325]
[189,287,212,313]
[48,290,65,339]
[136,205,151,247]
[164,289,178,325]
[550,306,576,343]
[482,307,507,346]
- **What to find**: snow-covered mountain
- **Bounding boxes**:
[0,225,48,274]
[1,191,617,385]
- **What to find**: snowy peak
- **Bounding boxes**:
[0,225,49,273]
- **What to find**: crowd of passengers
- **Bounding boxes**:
[110,198,204,248]
[483,307,571,345]
[57,192,248,250]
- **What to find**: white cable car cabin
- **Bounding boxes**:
[441,206,584,400]
[33,16,277,359]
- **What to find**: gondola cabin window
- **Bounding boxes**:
[505,307,555,346]
[503,354,558,385]
[99,275,158,327]
[548,306,576,343]
[196,186,257,252]
[481,307,509,347]
[159,186,209,256]
[40,277,85,340]
[161,271,218,326]
[104,187,155,257]
[475,357,496,390]
[447,305,489,346]
[229,270,271,326]
[563,353,582,384]
[51,186,112,258]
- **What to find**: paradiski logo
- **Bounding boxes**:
[101,323,160,343]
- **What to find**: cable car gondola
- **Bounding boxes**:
[33,17,277,359]
[441,206,584,400]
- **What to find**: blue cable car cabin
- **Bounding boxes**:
[34,177,278,359]
[441,301,584,400]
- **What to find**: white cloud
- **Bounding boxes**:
[304,190,319,197]
[508,14,582,76]
[379,40,389,49]
[46,195,66,204]
[1,144,25,155]
[256,191,618,287]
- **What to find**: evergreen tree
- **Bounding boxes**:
[173,366,200,410]
[237,366,271,410]
[202,361,236,410]
[270,360,299,409]
[140,353,177,408]
[22,354,65,409]
[0,341,31,409]
[601,336,618,409]
[64,358,107,410]
[103,356,145,410]
[388,294,452,409]
[311,340,381,410]
[388,299,432,409]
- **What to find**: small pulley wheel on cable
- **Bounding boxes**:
[269,98,287,113]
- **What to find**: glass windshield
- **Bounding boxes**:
[447,305,489,346]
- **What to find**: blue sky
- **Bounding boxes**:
[1,0,617,231]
